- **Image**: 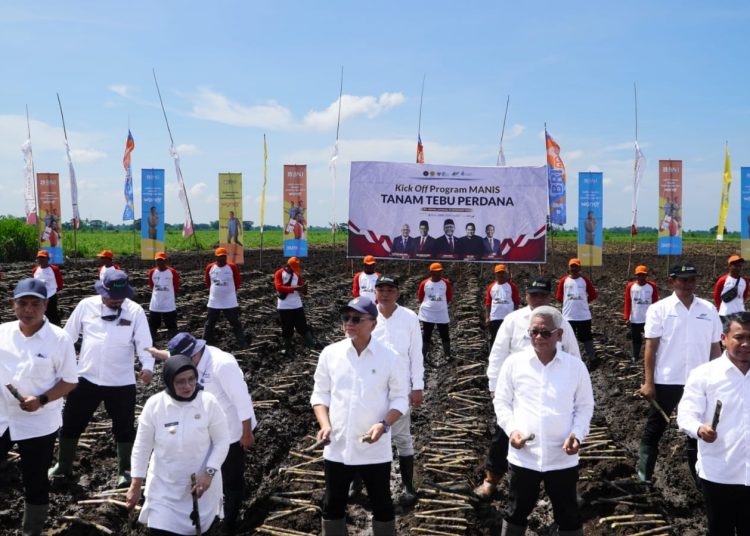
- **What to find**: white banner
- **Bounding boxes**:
[22,139,37,224]
[64,139,80,229]
[348,162,548,263]
[170,145,194,238]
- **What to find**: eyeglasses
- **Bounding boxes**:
[174,377,198,388]
[101,306,122,322]
[528,328,556,339]
[341,314,373,325]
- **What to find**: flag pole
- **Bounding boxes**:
[152,69,201,254]
[331,66,344,259]
[628,83,638,277]
[56,93,78,260]
[26,105,39,237]
[497,95,510,166]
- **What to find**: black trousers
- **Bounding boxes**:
[0,429,56,504]
[148,310,178,337]
[488,319,503,347]
[702,478,750,535]
[60,378,136,442]
[278,307,309,339]
[484,424,509,475]
[323,460,393,522]
[630,322,645,360]
[567,319,593,343]
[221,441,245,528]
[421,322,450,348]
[46,294,61,326]
[204,307,246,345]
[506,464,581,530]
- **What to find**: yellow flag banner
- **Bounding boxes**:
[717,144,732,241]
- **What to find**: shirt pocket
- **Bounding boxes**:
[27,355,55,380]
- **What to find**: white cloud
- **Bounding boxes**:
[188,87,294,129]
[70,148,107,163]
[565,150,584,161]
[506,124,526,139]
[303,92,406,130]
[176,143,201,156]
[108,84,135,98]
[189,182,207,197]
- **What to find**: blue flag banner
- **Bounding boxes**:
[122,131,135,221]
[577,172,603,266]
[141,169,165,260]
[741,167,750,259]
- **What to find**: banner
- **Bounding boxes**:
[169,145,194,237]
[741,167,750,259]
[658,160,683,255]
[716,144,732,240]
[219,173,244,264]
[122,130,135,221]
[22,139,37,225]
[283,165,308,257]
[141,169,165,260]
[630,141,646,234]
[348,162,548,263]
[36,173,63,264]
[577,172,603,266]
[546,130,566,225]
[64,139,80,229]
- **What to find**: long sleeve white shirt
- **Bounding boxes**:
[197,346,257,442]
[63,296,154,386]
[373,304,424,390]
[494,347,594,472]
[310,337,409,465]
[0,320,78,441]
[677,353,750,485]
[131,390,230,534]
[486,305,581,392]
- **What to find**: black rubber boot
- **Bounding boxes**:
[321,518,347,535]
[398,455,418,506]
[22,503,48,536]
[442,339,451,359]
[303,331,316,348]
[372,519,395,535]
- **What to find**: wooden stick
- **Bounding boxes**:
[61,516,114,534]
[630,527,673,536]
[612,520,667,528]
[599,514,663,524]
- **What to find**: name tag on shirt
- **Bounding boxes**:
[117,319,132,326]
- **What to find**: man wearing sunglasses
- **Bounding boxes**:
[50,270,154,488]
[494,306,594,536]
[311,296,409,536]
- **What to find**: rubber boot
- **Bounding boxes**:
[558,530,584,536]
[234,327,250,349]
[473,469,502,500]
[398,455,418,506]
[116,442,133,487]
[442,339,451,359]
[372,519,396,536]
[637,443,658,482]
[348,473,364,498]
[321,518,347,536]
[501,519,526,536]
[22,502,48,536]
[584,340,600,370]
[303,331,316,349]
[48,437,78,480]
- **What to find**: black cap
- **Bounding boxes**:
[669,263,699,278]
[13,278,48,300]
[526,277,552,294]
[375,275,399,288]
[340,297,378,317]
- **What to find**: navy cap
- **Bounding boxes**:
[167,332,207,357]
[669,263,699,278]
[94,269,135,300]
[526,277,552,294]
[13,278,48,300]
[340,296,378,317]
[375,275,399,288]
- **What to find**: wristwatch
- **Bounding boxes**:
[378,419,391,433]
[205,467,217,477]
[39,394,49,406]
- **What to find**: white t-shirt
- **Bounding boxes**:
[559,276,593,321]
[32,265,59,298]
[487,281,517,321]
[353,272,380,298]
[206,263,239,309]
[626,281,657,324]
[418,278,451,324]
[149,267,178,313]
[276,269,303,310]
[716,275,747,316]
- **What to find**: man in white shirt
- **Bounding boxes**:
[483,265,520,346]
[352,255,380,299]
[32,250,63,326]
[204,247,249,349]
[311,296,409,536]
[555,258,598,368]
[475,277,581,500]
[49,270,154,488]
[638,263,722,485]
[494,306,594,536]
[96,249,120,281]
[417,263,453,359]
[147,251,180,340]
[677,311,750,535]
[712,254,749,320]
[0,279,78,535]
[372,276,423,506]
[623,265,659,361]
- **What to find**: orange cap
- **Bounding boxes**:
[363,255,376,265]
[429,262,443,272]
[97,249,113,259]
[154,251,167,260]
[214,247,228,257]
[494,264,508,273]
[287,256,301,271]
[568,258,582,266]
[728,254,745,265]
[634,265,648,275]
[36,250,49,258]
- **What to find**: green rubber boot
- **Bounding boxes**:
[116,442,134,487]
[48,437,78,480]
[637,443,658,482]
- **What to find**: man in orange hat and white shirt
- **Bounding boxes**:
[484,265,520,346]
[96,250,120,281]
[204,247,248,349]
[713,255,749,320]
[624,265,659,361]
[147,252,180,341]
[352,255,381,299]
[418,263,453,358]
[556,258,598,367]
[275,256,316,351]
[32,250,63,326]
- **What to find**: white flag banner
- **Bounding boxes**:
[64,139,80,229]
[630,141,646,233]
[497,146,506,167]
[348,161,548,263]
[329,140,340,233]
[22,139,37,225]
[170,145,194,238]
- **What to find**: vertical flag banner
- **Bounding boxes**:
[64,139,80,229]
[741,167,750,259]
[22,139,37,225]
[546,131,566,225]
[122,131,135,221]
[283,165,308,257]
[36,173,63,264]
[658,160,683,255]
[219,173,244,265]
[141,169,165,260]
[716,144,732,240]
[417,134,424,164]
[631,142,646,235]
[577,172,603,266]
[169,145,194,237]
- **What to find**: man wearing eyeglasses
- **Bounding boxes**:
[494,306,594,536]
[50,270,154,488]
[311,296,409,536]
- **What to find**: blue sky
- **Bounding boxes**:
[1,2,749,231]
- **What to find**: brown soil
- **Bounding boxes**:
[0,241,733,535]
